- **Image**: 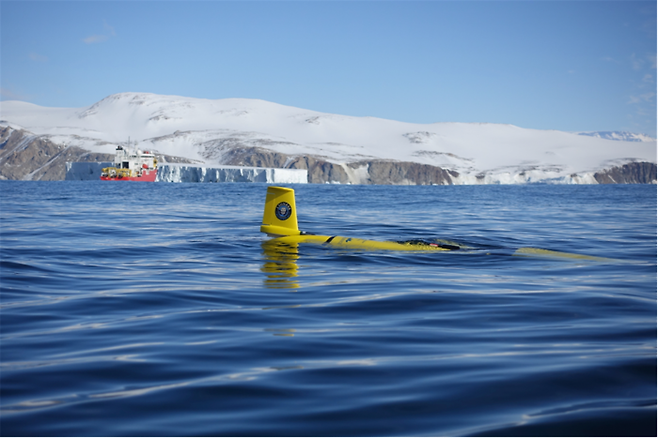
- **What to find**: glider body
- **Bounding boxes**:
[260,186,454,251]
[260,186,615,262]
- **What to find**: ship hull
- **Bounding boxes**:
[100,170,157,182]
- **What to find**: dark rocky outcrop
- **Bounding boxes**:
[219,146,350,183]
[0,126,111,181]
[220,146,459,185]
[218,146,459,184]
[220,146,290,168]
[354,160,458,185]
[593,162,657,184]
[287,156,350,184]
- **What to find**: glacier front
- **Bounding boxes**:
[65,162,308,184]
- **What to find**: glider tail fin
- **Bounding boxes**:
[261,186,300,236]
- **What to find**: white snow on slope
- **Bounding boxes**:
[577,131,655,142]
[1,92,656,184]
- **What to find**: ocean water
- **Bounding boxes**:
[0,181,655,437]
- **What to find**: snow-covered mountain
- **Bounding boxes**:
[1,92,656,184]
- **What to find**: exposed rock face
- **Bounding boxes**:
[0,126,196,181]
[218,146,458,184]
[219,146,289,168]
[0,126,113,181]
[289,156,351,184]
[219,146,351,184]
[358,160,458,185]
[593,162,657,184]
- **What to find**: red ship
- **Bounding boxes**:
[100,145,158,182]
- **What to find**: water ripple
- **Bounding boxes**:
[1,182,655,436]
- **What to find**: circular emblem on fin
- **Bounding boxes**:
[275,202,292,221]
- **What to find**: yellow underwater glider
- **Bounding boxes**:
[261,186,457,251]
[260,186,617,262]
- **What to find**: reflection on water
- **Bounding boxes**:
[264,328,297,337]
[261,240,300,289]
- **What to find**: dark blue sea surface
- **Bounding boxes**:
[1,181,656,436]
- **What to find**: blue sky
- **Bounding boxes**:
[1,1,656,136]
